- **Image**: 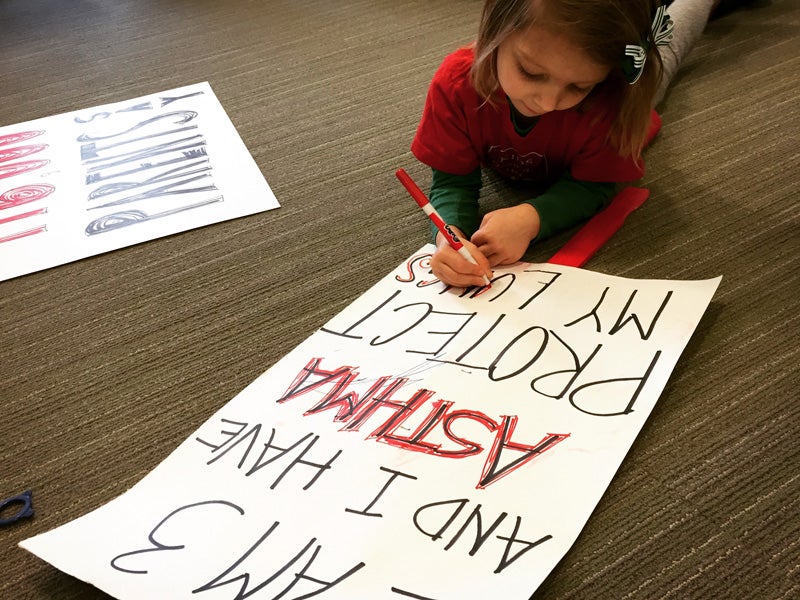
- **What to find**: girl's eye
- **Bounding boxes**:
[517,65,543,81]
[516,62,593,94]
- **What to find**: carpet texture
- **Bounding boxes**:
[1,1,797,598]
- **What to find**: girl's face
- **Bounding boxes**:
[496,25,609,117]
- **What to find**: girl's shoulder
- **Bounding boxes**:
[438,45,475,72]
[431,46,479,95]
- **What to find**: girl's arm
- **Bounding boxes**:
[427,167,483,242]
[427,167,493,288]
[472,172,617,266]
[525,172,617,240]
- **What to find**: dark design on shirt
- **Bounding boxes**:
[486,145,549,181]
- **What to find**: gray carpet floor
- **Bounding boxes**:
[1,0,797,598]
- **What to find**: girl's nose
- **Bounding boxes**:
[537,90,561,112]
[534,84,562,113]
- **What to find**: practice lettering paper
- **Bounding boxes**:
[0,82,279,281]
[21,247,721,599]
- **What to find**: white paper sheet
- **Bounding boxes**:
[21,247,721,599]
[0,82,279,281]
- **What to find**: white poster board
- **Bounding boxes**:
[21,247,721,599]
[0,82,279,281]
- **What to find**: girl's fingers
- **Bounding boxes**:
[433,247,491,288]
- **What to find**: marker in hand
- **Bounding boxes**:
[395,168,492,287]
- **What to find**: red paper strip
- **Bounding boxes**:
[646,109,662,146]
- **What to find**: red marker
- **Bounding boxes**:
[395,168,491,287]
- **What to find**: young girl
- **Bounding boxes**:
[411,0,720,288]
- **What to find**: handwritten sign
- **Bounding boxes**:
[20,247,721,598]
[0,82,278,282]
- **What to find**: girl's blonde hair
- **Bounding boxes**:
[472,0,665,159]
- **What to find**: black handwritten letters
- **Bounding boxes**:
[111,501,365,599]
[109,255,692,598]
[0,88,224,249]
[324,259,673,418]
[413,498,553,574]
[78,101,226,235]
[0,84,274,282]
[21,248,719,599]
[196,420,342,491]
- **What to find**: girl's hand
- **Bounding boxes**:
[430,228,493,288]
[471,204,541,266]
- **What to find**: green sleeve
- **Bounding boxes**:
[427,167,482,242]
[525,173,617,241]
